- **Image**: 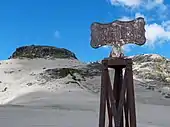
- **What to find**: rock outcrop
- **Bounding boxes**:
[132,54,170,85]
[9,45,77,59]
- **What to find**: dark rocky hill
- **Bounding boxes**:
[9,45,77,60]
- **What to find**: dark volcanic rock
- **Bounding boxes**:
[42,66,101,79]
[39,64,102,84]
[44,68,86,79]
[9,45,77,59]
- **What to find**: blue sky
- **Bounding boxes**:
[0,0,170,62]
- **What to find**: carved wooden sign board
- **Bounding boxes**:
[90,17,146,49]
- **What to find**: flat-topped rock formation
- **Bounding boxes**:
[9,45,77,60]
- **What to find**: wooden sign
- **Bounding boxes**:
[90,17,146,49]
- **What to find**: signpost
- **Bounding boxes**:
[90,17,146,127]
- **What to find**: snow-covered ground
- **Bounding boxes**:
[0,88,170,127]
[0,58,170,127]
[0,58,86,104]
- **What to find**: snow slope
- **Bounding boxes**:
[0,58,86,104]
[0,58,170,127]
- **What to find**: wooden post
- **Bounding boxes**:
[98,57,136,127]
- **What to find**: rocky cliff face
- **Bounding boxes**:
[9,45,77,60]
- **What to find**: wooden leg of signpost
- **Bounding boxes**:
[107,90,113,127]
[99,61,108,127]
[113,67,124,127]
[124,88,129,127]
[127,64,136,127]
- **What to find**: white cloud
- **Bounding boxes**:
[103,45,109,48]
[122,44,134,53]
[110,0,141,7]
[135,12,148,22]
[108,0,168,21]
[107,0,170,50]
[119,16,132,21]
[155,0,164,4]
[135,12,145,18]
[118,13,146,21]
[145,0,166,10]
[54,30,60,38]
[145,23,170,47]
[118,15,170,48]
[162,20,170,31]
[109,0,166,10]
